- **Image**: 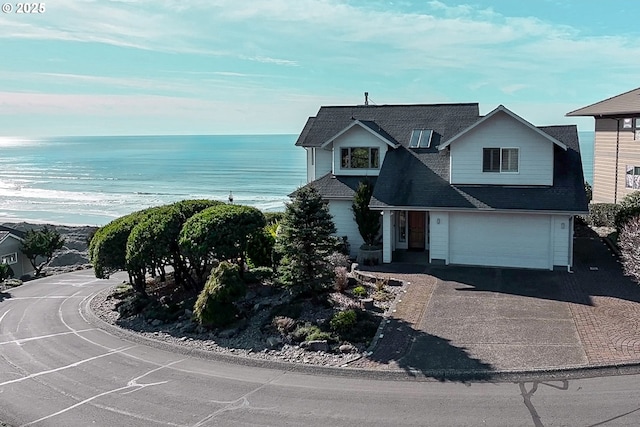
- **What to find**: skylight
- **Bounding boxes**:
[409,129,433,148]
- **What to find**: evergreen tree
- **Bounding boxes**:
[276,186,337,295]
[352,179,380,247]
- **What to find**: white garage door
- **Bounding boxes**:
[449,213,551,269]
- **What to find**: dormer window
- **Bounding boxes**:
[409,129,433,148]
[341,147,380,169]
[483,147,519,173]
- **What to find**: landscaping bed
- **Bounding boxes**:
[90,269,405,367]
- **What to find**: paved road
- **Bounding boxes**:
[1,271,640,426]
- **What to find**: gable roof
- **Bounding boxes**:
[369,124,587,213]
[295,103,480,148]
[298,174,377,200]
[319,119,400,148]
[439,105,567,150]
[0,225,26,245]
[566,87,640,117]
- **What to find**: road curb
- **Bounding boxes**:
[82,286,640,383]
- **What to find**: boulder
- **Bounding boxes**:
[266,336,283,349]
[339,344,356,353]
[305,340,329,352]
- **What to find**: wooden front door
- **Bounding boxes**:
[408,211,426,250]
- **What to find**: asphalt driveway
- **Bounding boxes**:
[356,234,640,376]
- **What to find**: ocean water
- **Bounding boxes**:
[0,135,306,226]
[0,132,595,227]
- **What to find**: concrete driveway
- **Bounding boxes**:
[356,234,640,377]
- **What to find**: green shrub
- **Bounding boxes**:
[352,285,367,297]
[115,294,150,319]
[110,283,134,300]
[246,228,276,268]
[263,211,284,225]
[0,264,14,281]
[341,311,379,344]
[330,309,357,333]
[306,330,335,342]
[587,203,621,227]
[615,206,640,232]
[291,323,321,342]
[193,262,247,328]
[244,266,274,284]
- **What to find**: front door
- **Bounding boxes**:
[408,211,426,250]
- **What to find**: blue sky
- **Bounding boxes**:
[1,0,640,136]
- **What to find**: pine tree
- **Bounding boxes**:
[352,179,380,247]
[276,186,337,295]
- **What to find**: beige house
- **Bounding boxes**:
[567,87,640,203]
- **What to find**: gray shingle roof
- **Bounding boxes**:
[566,87,640,117]
[294,174,377,200]
[295,103,480,148]
[370,124,588,213]
[0,225,25,239]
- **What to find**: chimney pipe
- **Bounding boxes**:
[364,92,369,106]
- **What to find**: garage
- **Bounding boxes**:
[449,212,551,269]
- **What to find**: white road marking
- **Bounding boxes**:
[0,346,134,387]
[0,328,96,346]
[9,296,85,300]
[20,359,184,427]
[0,309,11,327]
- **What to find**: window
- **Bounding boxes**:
[626,166,640,189]
[340,147,380,169]
[409,129,433,148]
[636,119,640,141]
[1,252,17,265]
[398,211,407,242]
[483,148,519,173]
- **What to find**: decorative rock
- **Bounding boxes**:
[361,298,374,310]
[218,327,239,338]
[339,344,356,353]
[266,336,282,349]
[305,340,329,352]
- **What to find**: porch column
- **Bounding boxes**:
[382,209,392,263]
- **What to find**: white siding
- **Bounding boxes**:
[552,215,571,266]
[449,212,552,269]
[449,112,554,186]
[332,126,388,177]
[315,147,332,179]
[328,200,363,258]
[429,212,449,263]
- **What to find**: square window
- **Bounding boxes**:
[626,165,640,189]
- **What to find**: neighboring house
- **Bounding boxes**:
[296,101,588,270]
[0,225,34,278]
[567,87,640,203]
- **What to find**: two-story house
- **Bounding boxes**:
[567,87,640,203]
[296,102,588,270]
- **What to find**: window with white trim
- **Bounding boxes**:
[1,252,17,265]
[626,166,640,189]
[340,147,380,169]
[483,147,519,173]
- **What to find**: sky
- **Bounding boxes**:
[1,0,640,136]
